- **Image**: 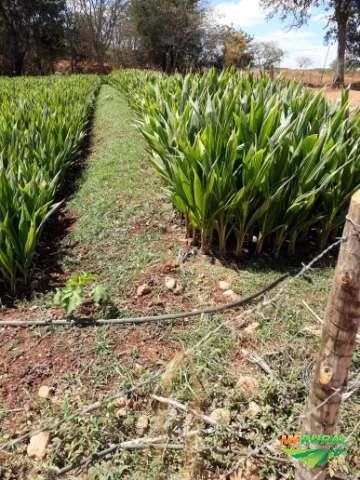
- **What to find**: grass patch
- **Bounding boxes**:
[61,85,169,303]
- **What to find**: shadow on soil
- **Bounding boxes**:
[205,237,339,276]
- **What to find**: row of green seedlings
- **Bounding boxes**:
[0,76,100,293]
[111,68,360,256]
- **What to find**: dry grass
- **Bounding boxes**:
[276,69,360,108]
[275,68,360,88]
[320,88,360,107]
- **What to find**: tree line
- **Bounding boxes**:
[0,0,359,84]
[0,0,283,75]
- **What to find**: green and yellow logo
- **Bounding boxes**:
[280,434,347,468]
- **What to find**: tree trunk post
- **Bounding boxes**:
[296,190,360,480]
[333,16,348,87]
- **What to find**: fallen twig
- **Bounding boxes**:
[54,430,203,476]
[302,300,323,324]
[241,349,273,375]
[151,394,217,426]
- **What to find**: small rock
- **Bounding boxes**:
[223,290,241,302]
[113,397,127,408]
[243,322,260,335]
[210,408,231,425]
[173,284,184,295]
[136,415,149,435]
[136,283,151,297]
[115,407,127,418]
[237,375,259,397]
[218,280,230,291]
[27,431,50,460]
[247,401,261,417]
[134,363,143,374]
[223,289,235,297]
[165,276,177,291]
[38,386,52,399]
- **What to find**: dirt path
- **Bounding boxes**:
[321,88,360,107]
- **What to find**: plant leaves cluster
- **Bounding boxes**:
[112,68,360,256]
[0,75,100,292]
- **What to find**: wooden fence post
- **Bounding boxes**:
[296,190,360,480]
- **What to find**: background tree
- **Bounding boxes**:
[110,6,141,67]
[296,55,314,69]
[64,1,92,71]
[66,0,127,67]
[0,0,66,75]
[346,7,360,68]
[260,0,360,86]
[0,0,256,74]
[129,0,203,72]
[198,22,231,68]
[223,30,253,68]
[251,41,284,71]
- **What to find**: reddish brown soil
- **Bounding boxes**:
[0,323,181,410]
[322,88,360,107]
[0,327,92,407]
[0,217,199,414]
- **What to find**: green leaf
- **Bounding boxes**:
[91,285,110,305]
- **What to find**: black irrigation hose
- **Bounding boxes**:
[0,274,289,328]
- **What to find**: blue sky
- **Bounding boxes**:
[207,0,337,68]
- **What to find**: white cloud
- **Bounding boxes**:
[257,30,337,68]
[211,0,336,68]
[212,0,266,28]
[210,1,337,68]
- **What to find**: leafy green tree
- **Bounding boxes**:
[260,0,360,85]
[130,0,202,72]
[0,0,66,75]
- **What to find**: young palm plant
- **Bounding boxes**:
[0,76,100,292]
[111,68,360,258]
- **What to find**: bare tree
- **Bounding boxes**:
[251,41,284,69]
[296,55,313,69]
[68,0,127,66]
